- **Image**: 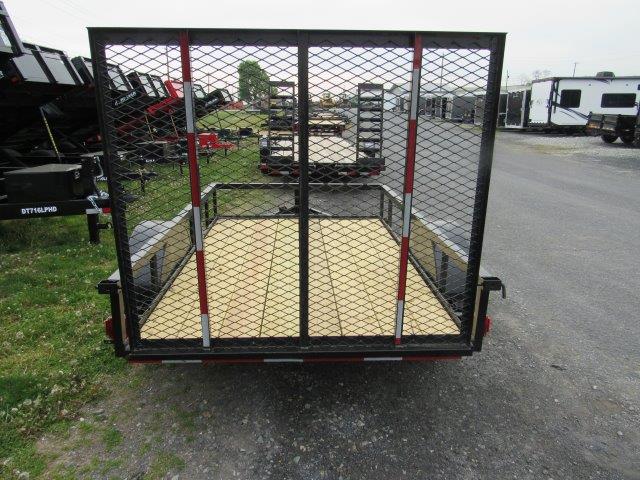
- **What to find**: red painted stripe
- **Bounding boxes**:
[179,31,191,82]
[195,250,209,315]
[186,132,201,208]
[403,119,417,193]
[396,236,410,299]
[412,35,422,68]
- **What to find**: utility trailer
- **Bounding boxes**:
[93,28,504,363]
[260,82,384,176]
[528,76,640,132]
[586,107,640,146]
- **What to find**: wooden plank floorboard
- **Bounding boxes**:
[142,218,459,340]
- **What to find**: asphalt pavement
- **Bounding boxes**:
[40,131,640,480]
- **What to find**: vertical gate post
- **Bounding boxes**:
[394,33,423,346]
[297,32,310,344]
[179,31,211,348]
[465,34,506,343]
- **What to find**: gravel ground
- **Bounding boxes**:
[500,131,640,161]
[36,130,640,479]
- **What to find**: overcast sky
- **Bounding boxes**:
[6,0,640,84]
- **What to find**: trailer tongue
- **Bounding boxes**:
[94,28,504,363]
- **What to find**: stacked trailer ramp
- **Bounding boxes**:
[92,28,504,363]
[261,82,383,176]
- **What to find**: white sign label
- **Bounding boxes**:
[21,206,58,215]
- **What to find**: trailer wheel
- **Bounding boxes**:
[601,134,617,144]
[620,134,635,145]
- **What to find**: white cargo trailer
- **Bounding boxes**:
[528,76,640,131]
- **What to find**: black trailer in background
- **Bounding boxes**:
[504,86,531,129]
[0,1,111,242]
[586,107,640,147]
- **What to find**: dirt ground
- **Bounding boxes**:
[34,132,640,480]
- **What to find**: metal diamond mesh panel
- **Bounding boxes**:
[406,45,492,342]
[306,42,411,346]
[92,30,503,355]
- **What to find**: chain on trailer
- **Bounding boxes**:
[92,29,504,359]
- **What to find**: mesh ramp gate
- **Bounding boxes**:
[93,29,504,361]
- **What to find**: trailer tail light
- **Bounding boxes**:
[104,317,115,341]
[483,316,492,336]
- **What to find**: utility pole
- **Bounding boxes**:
[572,62,578,77]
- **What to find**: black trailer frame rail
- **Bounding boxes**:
[91,28,505,361]
[0,197,110,243]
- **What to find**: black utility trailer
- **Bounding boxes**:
[93,28,504,363]
[0,2,111,242]
[586,109,640,147]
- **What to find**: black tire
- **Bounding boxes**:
[601,134,617,144]
[620,134,635,145]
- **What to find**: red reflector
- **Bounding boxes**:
[483,316,492,336]
[102,207,111,214]
[104,317,114,341]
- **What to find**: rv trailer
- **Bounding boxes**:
[528,76,640,132]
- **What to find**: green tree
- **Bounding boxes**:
[237,60,270,101]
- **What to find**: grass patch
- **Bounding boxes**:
[145,452,185,480]
[122,146,270,227]
[101,426,123,450]
[0,215,124,477]
[197,109,266,131]
[0,128,270,477]
[170,405,197,432]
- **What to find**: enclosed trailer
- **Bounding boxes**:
[528,76,640,131]
[503,85,531,129]
[449,94,476,123]
[94,28,504,363]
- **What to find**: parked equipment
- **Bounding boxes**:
[586,106,640,146]
[93,28,504,363]
[528,76,640,131]
[0,2,110,242]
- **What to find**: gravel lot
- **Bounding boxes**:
[37,130,640,480]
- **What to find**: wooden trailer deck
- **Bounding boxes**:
[142,218,459,340]
[263,135,361,164]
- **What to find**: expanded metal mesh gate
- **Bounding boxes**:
[93,29,504,360]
